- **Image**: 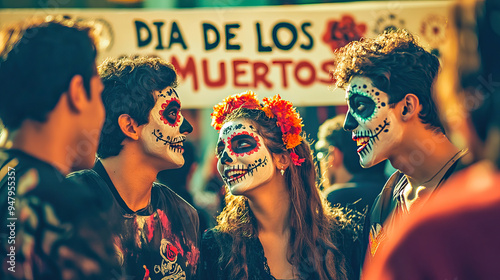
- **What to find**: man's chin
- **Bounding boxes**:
[359,156,376,168]
[159,156,184,170]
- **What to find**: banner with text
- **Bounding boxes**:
[0,1,451,108]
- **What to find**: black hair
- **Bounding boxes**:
[334,29,444,133]
[97,56,178,158]
[0,16,98,130]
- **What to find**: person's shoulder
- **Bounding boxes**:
[0,152,107,221]
[0,149,29,172]
[0,149,95,201]
[365,164,500,279]
[153,182,197,213]
[0,149,66,188]
[202,227,218,241]
[423,162,500,219]
[202,227,230,240]
[66,168,112,201]
[329,205,365,244]
[380,163,499,248]
[328,205,364,279]
[67,168,101,184]
[201,228,233,254]
[0,149,41,168]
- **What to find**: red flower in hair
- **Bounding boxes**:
[211,91,261,130]
[212,92,305,166]
[290,151,305,166]
[262,95,303,149]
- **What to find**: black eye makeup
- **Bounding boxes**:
[230,134,258,155]
[348,93,376,121]
[160,100,181,126]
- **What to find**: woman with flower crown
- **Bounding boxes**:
[199,91,363,280]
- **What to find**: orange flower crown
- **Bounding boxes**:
[211,91,305,166]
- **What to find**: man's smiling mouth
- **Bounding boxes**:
[353,136,370,153]
[352,119,390,154]
[152,130,186,153]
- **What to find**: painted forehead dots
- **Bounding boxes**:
[348,84,386,123]
[353,83,387,108]
[222,123,247,136]
[158,87,179,99]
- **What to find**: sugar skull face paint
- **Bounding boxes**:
[140,87,193,168]
[216,119,274,195]
[344,76,403,167]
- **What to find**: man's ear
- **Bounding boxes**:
[273,153,290,171]
[67,75,88,113]
[400,93,421,122]
[118,114,140,140]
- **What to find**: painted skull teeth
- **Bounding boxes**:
[170,142,183,150]
[168,138,186,153]
[221,157,269,186]
[354,136,370,153]
[352,118,390,155]
[225,168,248,182]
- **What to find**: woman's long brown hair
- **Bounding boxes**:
[214,108,349,280]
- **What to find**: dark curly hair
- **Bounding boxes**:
[0,16,98,130]
[333,29,444,133]
[214,108,350,280]
[97,56,177,158]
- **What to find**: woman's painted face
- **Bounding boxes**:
[216,119,275,195]
[344,76,403,167]
[140,87,193,169]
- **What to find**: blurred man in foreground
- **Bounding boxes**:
[0,17,117,279]
[364,0,500,278]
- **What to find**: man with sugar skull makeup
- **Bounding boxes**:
[199,91,363,280]
[67,56,199,280]
[333,29,468,263]
[364,0,500,278]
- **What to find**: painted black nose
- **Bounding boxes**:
[343,113,359,131]
[180,118,193,134]
[220,151,233,164]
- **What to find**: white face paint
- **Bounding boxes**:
[140,87,193,169]
[344,76,403,167]
[216,119,275,196]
